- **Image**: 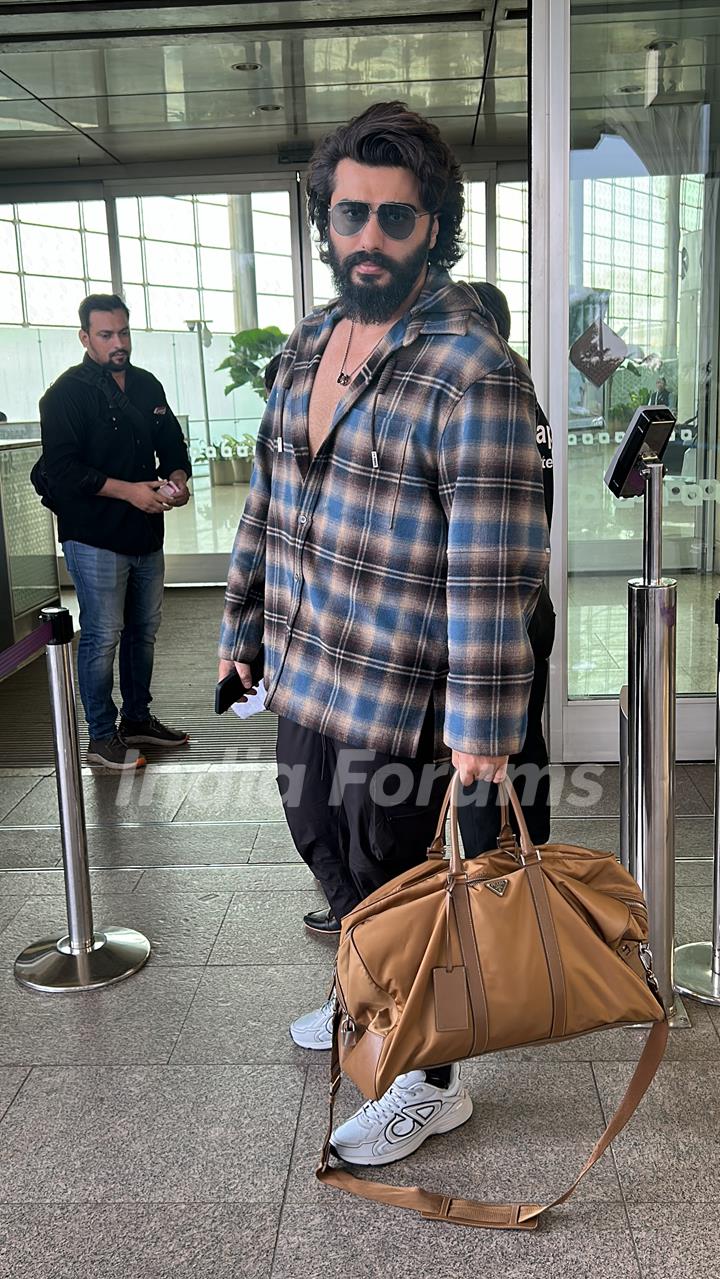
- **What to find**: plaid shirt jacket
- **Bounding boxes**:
[219,269,550,761]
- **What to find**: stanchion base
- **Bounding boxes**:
[674,943,720,1006]
[14,927,151,992]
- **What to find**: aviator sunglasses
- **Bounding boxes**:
[329,200,434,241]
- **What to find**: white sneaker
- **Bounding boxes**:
[330,1064,472,1166]
[289,993,336,1049]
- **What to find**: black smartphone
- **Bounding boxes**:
[214,670,255,715]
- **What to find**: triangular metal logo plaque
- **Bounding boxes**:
[485,878,508,897]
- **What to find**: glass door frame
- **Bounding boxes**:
[531,0,715,763]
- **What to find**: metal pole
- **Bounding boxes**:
[675,591,720,1002]
[14,607,151,992]
[196,322,211,451]
[627,460,688,1024]
[619,684,631,874]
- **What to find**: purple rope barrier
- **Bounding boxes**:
[0,621,53,682]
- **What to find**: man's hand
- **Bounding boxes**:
[124,480,173,514]
[452,751,509,787]
[167,470,190,507]
[217,658,257,703]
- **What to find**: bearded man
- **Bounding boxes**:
[218,102,549,1165]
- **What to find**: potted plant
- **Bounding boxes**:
[192,442,235,486]
[220,432,258,484]
[217,324,287,397]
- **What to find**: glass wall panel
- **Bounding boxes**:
[0,199,112,425]
[567,5,720,699]
[116,189,296,561]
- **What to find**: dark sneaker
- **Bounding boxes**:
[119,715,189,747]
[303,907,341,935]
[87,731,146,771]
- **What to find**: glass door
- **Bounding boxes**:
[536,0,720,761]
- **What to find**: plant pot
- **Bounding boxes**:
[209,457,236,486]
[232,456,253,484]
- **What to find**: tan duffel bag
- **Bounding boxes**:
[318,771,668,1231]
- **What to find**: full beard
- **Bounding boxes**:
[326,233,431,324]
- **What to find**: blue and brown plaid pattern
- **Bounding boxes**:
[219,269,550,760]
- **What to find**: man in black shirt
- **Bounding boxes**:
[40,293,192,770]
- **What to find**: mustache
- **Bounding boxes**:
[340,250,398,275]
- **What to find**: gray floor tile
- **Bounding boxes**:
[628,1202,720,1278]
[506,996,720,1062]
[552,764,710,819]
[593,1061,720,1202]
[285,1057,621,1209]
[675,857,713,887]
[209,890,330,965]
[0,1064,305,1203]
[0,828,62,868]
[0,1069,29,1122]
[675,886,714,947]
[675,815,714,859]
[86,823,258,868]
[0,868,142,895]
[549,816,620,850]
[5,771,198,828]
[0,967,203,1066]
[170,965,331,1065]
[176,767,284,823]
[250,823,302,863]
[686,763,714,808]
[0,776,44,823]
[272,1200,639,1279]
[0,1202,279,1279]
[136,863,316,894]
[0,891,232,967]
[0,769,51,778]
[0,897,27,936]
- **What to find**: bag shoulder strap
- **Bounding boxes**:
[316,1008,668,1231]
[68,366,146,433]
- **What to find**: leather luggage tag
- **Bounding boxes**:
[433,965,470,1032]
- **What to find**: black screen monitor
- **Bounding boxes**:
[604,406,676,499]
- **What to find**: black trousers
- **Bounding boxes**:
[457,584,555,854]
[276,704,449,922]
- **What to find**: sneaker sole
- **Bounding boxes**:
[289,1025,332,1050]
[120,734,189,747]
[86,753,147,771]
[331,1090,473,1166]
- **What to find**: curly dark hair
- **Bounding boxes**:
[307,101,465,270]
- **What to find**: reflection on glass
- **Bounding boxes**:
[567,6,719,699]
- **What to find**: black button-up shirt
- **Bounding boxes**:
[39,354,191,555]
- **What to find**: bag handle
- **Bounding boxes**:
[429,771,536,876]
[317,1007,668,1231]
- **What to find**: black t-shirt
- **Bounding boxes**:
[39,355,191,555]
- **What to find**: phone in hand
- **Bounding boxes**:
[215,669,255,714]
[158,480,181,499]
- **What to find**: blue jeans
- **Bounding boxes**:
[63,540,165,741]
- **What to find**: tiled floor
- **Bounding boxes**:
[1,760,719,1277]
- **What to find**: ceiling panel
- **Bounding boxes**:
[0,131,110,166]
[0,96,75,133]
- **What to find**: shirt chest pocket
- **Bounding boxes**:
[365,413,431,531]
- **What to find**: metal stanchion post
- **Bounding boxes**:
[14,607,151,992]
[675,592,720,1003]
[619,685,631,874]
[627,459,688,1025]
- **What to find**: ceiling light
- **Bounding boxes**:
[232,61,262,71]
[615,84,643,96]
[644,39,678,52]
[259,103,282,112]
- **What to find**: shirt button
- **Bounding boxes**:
[298,515,307,525]
[294,572,301,581]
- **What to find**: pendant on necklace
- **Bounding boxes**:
[337,372,351,386]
